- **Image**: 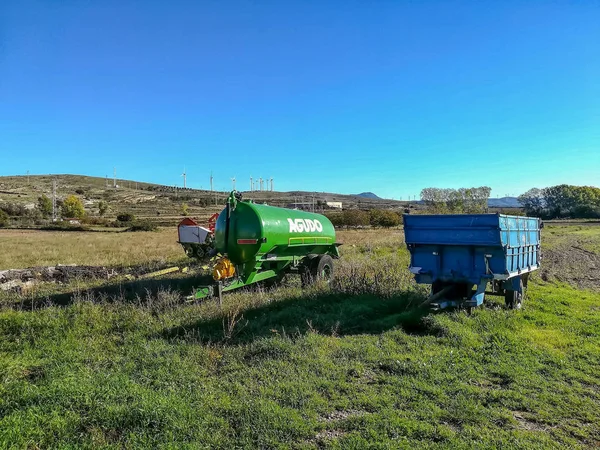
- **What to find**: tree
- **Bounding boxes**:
[520,185,600,219]
[420,186,491,214]
[98,201,108,216]
[181,202,189,215]
[518,188,545,216]
[61,195,85,219]
[37,194,53,218]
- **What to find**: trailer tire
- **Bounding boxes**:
[302,255,334,287]
[505,279,523,309]
[314,255,334,282]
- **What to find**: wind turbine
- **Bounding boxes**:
[181,168,187,188]
[250,176,253,191]
[231,176,236,191]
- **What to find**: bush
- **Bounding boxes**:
[325,210,370,228]
[37,195,53,218]
[0,202,28,217]
[40,223,89,232]
[98,201,108,216]
[125,220,158,232]
[342,210,370,227]
[117,212,135,223]
[0,209,8,227]
[369,209,401,227]
[81,216,110,226]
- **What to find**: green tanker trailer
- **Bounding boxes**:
[184,191,340,302]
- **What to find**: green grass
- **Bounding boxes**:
[0,228,599,448]
[1,286,599,448]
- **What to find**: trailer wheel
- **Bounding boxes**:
[314,255,334,282]
[505,279,523,309]
[302,255,334,286]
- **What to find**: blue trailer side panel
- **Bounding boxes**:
[404,214,541,286]
[498,215,541,275]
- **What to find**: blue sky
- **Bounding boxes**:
[1,1,598,199]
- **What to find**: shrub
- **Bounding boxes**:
[37,195,53,218]
[0,202,28,217]
[0,209,8,227]
[117,212,135,223]
[40,223,89,232]
[81,216,110,226]
[98,201,108,216]
[342,210,370,227]
[369,209,401,227]
[126,220,158,232]
[325,210,370,228]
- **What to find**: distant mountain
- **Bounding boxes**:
[356,192,381,200]
[488,197,521,208]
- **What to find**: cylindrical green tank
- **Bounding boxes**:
[214,199,337,265]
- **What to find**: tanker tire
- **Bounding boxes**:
[313,255,334,283]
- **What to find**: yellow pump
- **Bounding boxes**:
[213,258,235,281]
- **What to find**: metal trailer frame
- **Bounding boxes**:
[404,213,542,310]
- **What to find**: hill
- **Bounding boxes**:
[488,197,521,208]
[356,192,381,200]
[0,175,407,224]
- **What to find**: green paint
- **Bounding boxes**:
[196,191,340,299]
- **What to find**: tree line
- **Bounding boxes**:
[420,187,491,214]
[0,195,105,228]
[325,209,402,228]
[519,185,600,219]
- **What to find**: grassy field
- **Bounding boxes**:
[0,228,184,270]
[0,227,599,448]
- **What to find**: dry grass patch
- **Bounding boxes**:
[0,228,183,269]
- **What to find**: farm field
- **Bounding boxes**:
[0,228,185,270]
[0,226,599,448]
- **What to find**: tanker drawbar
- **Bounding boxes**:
[180,191,341,303]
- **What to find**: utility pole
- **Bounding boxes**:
[52,178,57,222]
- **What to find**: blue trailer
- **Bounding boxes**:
[404,214,541,310]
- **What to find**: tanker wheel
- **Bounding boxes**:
[505,278,523,310]
[302,255,334,287]
[313,255,334,282]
